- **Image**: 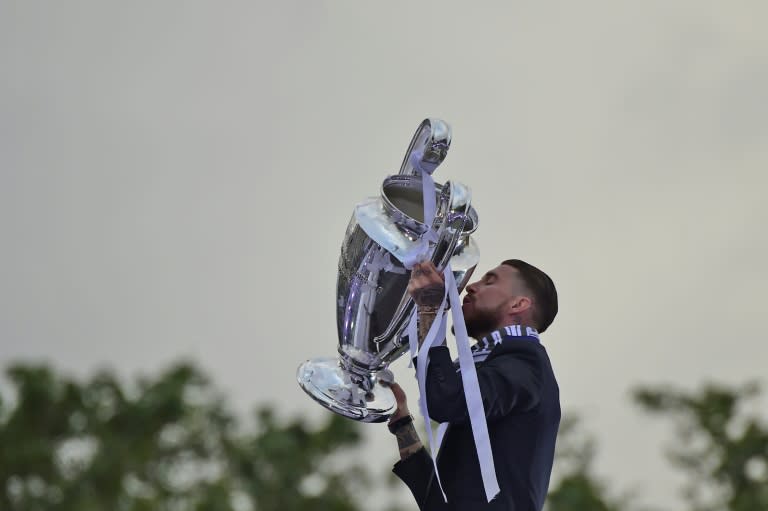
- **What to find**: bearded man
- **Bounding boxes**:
[387,259,560,511]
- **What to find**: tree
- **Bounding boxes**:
[228,407,366,511]
[634,381,768,511]
[0,362,367,511]
[545,414,627,511]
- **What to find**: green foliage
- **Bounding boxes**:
[0,362,367,511]
[545,415,626,511]
[634,381,768,511]
[230,407,365,511]
[546,383,768,511]
[5,361,766,511]
[547,473,621,511]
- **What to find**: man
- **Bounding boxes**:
[386,259,560,511]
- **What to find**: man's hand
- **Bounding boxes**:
[408,261,446,346]
[384,382,423,460]
[388,382,410,422]
[408,261,446,308]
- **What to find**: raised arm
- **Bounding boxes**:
[388,383,422,460]
[388,382,448,511]
[407,261,446,347]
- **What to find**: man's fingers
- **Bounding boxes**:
[378,369,394,386]
[410,264,429,282]
[410,262,444,284]
[422,261,439,274]
[414,261,436,275]
[389,382,407,404]
[408,262,446,308]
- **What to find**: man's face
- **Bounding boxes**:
[462,264,527,339]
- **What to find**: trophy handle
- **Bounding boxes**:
[399,119,452,176]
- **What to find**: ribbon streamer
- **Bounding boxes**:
[401,156,498,502]
[414,293,449,501]
[444,267,500,502]
[411,265,501,504]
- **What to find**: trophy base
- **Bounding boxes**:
[297,357,396,423]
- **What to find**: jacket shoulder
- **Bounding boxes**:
[484,338,547,360]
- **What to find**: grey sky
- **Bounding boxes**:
[2,2,767,508]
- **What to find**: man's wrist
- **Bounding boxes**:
[392,421,423,460]
[388,414,414,434]
[418,305,439,315]
[417,308,439,347]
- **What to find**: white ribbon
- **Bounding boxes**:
[414,292,449,501]
[399,158,439,269]
[443,267,500,502]
[410,265,500,503]
[397,157,447,497]
[396,153,499,501]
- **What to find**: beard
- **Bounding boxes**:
[462,304,504,340]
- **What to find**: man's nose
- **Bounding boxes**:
[466,282,478,294]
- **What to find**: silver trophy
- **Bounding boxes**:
[297,119,480,422]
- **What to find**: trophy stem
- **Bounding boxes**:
[297,357,396,423]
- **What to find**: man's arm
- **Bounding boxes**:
[408,261,445,348]
[388,383,423,460]
[387,260,441,465]
[388,383,447,511]
[387,262,449,510]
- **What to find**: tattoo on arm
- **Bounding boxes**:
[412,284,445,308]
[395,423,423,460]
[418,311,437,344]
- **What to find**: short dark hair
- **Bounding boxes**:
[501,259,558,333]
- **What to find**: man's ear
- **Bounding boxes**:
[506,296,532,315]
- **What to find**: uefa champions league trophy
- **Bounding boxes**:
[296,119,480,422]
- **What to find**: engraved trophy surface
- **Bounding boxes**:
[296,119,480,422]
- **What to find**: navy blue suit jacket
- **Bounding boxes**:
[393,336,560,511]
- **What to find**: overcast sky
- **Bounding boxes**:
[2,2,767,509]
